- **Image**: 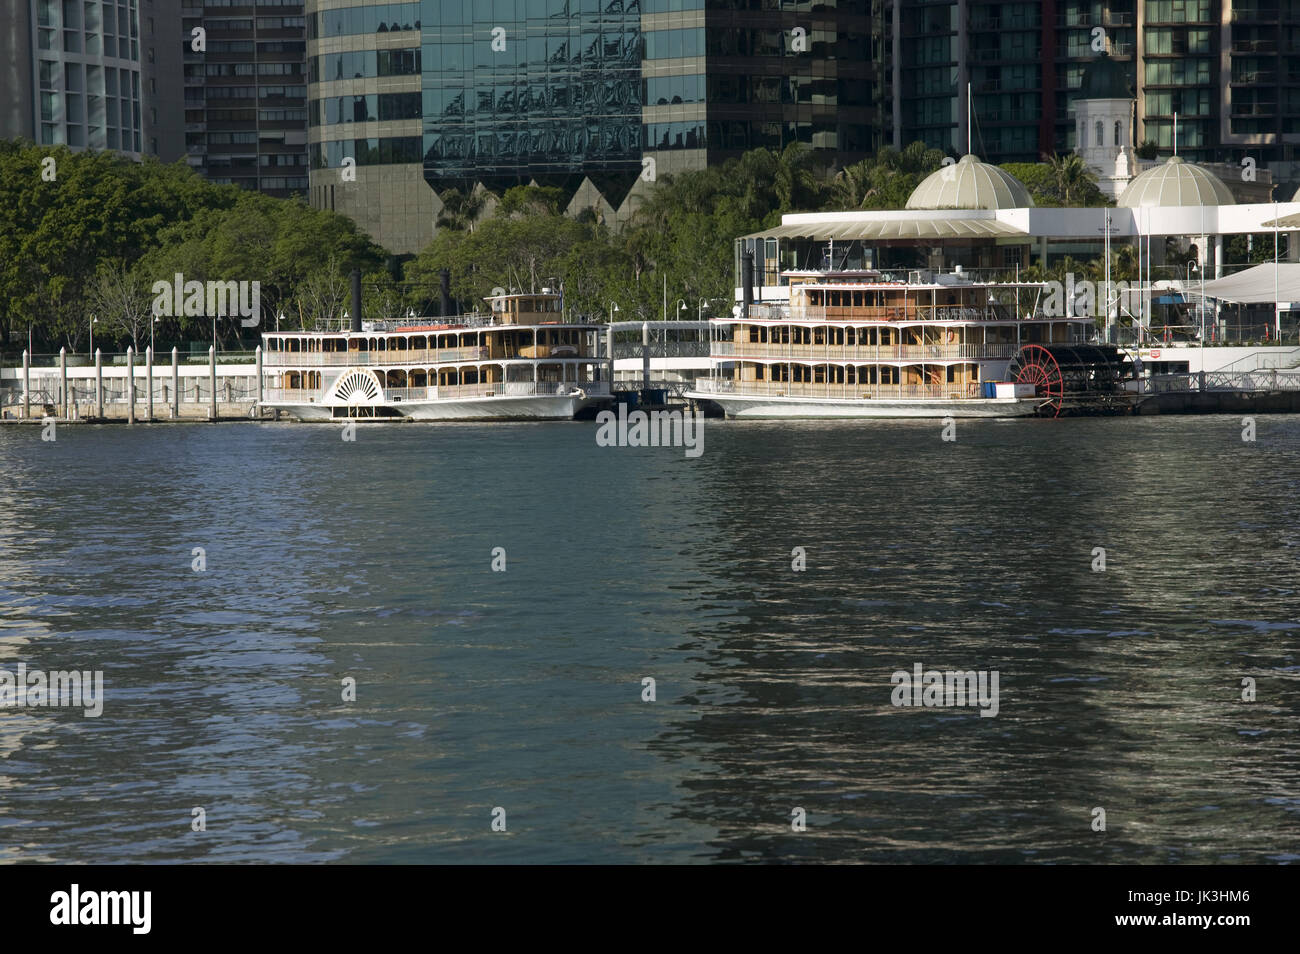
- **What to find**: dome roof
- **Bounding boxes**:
[1078,52,1133,100]
[905,154,1034,210]
[1117,156,1236,207]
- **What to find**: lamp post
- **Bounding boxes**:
[151,315,160,355]
[676,298,686,320]
[89,314,97,355]
[1186,260,1199,344]
[277,311,284,332]
[698,298,709,322]
[608,302,619,323]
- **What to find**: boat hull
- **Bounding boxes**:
[685,391,1040,419]
[397,393,600,421]
[261,393,603,422]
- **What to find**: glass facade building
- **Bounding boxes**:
[305,0,882,251]
[421,0,643,191]
[184,2,310,198]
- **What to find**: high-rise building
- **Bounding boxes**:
[307,0,883,254]
[0,0,185,160]
[892,0,1137,162]
[182,2,310,197]
[890,1,1300,192]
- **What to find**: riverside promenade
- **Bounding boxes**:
[0,347,262,423]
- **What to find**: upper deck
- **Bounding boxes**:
[734,268,1091,327]
[263,290,602,367]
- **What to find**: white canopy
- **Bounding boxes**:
[740,218,1026,242]
[1190,263,1300,304]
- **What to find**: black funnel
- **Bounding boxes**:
[350,269,362,332]
[741,250,754,319]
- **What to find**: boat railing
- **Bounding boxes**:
[262,380,610,403]
[713,342,1023,360]
[692,379,984,401]
[264,347,491,367]
[1146,370,1300,393]
[751,304,1035,323]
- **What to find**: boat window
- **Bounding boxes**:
[846,327,856,346]
[754,364,764,380]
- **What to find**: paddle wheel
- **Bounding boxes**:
[1007,344,1064,416]
[1007,343,1134,416]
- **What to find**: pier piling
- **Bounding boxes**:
[22,350,29,420]
[146,346,153,422]
[208,346,217,420]
[126,347,135,425]
[171,348,179,419]
[59,348,67,419]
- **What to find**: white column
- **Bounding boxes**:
[126,346,135,425]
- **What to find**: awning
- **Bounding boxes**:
[740,218,1027,242]
[1259,212,1300,229]
[1189,263,1300,303]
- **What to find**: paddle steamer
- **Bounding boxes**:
[261,290,609,421]
[687,262,1118,418]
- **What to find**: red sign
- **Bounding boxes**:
[1149,349,1161,359]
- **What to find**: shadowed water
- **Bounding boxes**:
[0,416,1297,863]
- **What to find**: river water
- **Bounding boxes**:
[0,416,1297,863]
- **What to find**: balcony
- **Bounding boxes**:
[1232,71,1279,84]
[1231,9,1281,22]
[1230,102,1279,116]
[1233,40,1279,53]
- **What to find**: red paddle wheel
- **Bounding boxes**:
[1008,344,1064,417]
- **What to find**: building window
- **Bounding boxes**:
[1080,122,1086,147]
[1095,120,1103,146]
[1114,120,1121,145]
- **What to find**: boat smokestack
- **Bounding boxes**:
[350,269,362,332]
[440,268,452,318]
[741,250,754,319]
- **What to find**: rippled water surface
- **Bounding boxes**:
[1,416,1297,863]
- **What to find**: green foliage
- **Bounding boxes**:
[829,141,948,210]
[0,139,384,353]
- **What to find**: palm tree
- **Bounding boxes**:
[830,160,874,209]
[436,186,492,232]
[1044,153,1098,206]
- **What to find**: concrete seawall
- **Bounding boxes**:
[1135,391,1300,414]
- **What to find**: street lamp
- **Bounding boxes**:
[608,302,619,323]
[277,311,284,332]
[89,314,97,355]
[675,298,686,320]
[1186,261,1200,343]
